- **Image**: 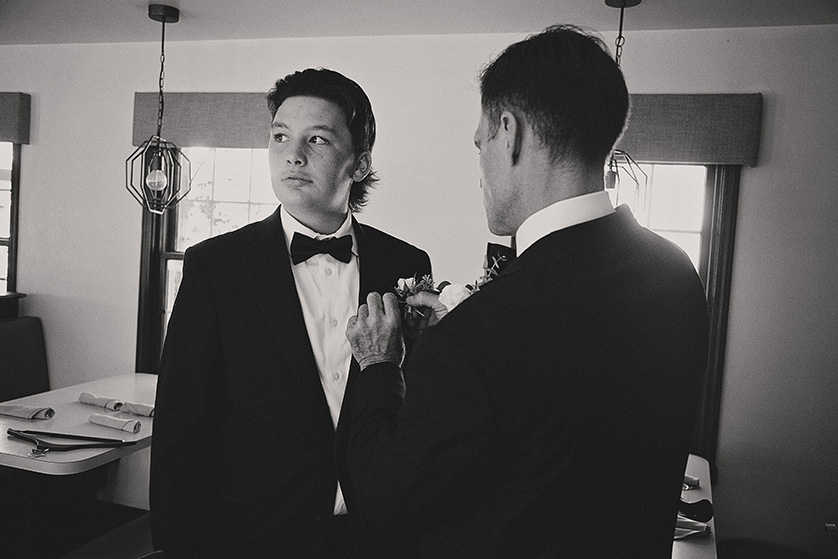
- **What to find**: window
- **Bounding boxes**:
[0,141,20,293]
[609,161,741,469]
[608,163,706,271]
[136,145,273,373]
[163,146,273,332]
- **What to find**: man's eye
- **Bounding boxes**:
[273,133,288,142]
[310,136,328,145]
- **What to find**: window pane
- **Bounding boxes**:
[608,163,705,273]
[250,150,274,204]
[163,259,184,342]
[0,245,8,291]
[0,142,11,241]
[176,198,213,251]
[212,201,250,236]
[186,147,215,200]
[176,147,275,252]
[0,191,10,238]
[213,149,252,203]
[647,165,705,232]
[0,142,12,167]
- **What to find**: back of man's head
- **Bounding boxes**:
[479,25,629,171]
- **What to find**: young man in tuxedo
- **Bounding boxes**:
[150,68,431,559]
[340,26,709,558]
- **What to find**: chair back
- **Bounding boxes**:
[0,316,50,401]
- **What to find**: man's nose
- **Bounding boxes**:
[286,141,306,165]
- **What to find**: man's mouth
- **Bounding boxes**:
[283,175,312,183]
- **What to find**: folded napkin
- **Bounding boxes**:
[79,392,123,411]
[89,413,141,434]
[0,403,55,420]
[120,402,154,417]
[682,474,701,490]
[674,515,711,540]
[79,392,153,417]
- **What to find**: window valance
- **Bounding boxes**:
[132,92,763,166]
[0,93,31,144]
[618,94,763,166]
[131,92,268,149]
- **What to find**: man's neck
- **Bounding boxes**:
[514,161,605,229]
[285,208,349,236]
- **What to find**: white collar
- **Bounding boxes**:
[515,191,615,256]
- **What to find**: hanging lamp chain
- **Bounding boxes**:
[614,0,626,68]
[156,21,166,139]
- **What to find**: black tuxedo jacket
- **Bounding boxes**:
[149,208,431,558]
[338,206,710,558]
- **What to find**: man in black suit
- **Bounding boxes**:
[340,26,709,558]
[149,68,431,558]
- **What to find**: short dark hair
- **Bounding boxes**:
[479,25,629,171]
[267,68,378,212]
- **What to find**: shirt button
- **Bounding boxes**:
[333,372,341,381]
[330,318,339,328]
[325,268,333,276]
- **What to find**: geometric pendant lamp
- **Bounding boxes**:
[125,4,191,214]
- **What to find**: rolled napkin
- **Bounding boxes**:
[89,413,141,434]
[0,403,55,420]
[79,392,123,411]
[674,515,711,540]
[119,402,154,417]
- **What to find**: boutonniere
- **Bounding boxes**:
[395,242,516,329]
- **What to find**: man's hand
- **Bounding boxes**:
[347,292,405,370]
[406,291,449,327]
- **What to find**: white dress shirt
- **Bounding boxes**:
[280,206,359,515]
[515,191,615,256]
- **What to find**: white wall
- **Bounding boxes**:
[1,25,836,555]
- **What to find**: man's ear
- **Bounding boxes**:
[499,110,523,164]
[352,151,372,182]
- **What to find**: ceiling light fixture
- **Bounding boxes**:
[604,0,647,204]
[125,4,191,214]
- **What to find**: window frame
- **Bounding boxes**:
[691,164,740,473]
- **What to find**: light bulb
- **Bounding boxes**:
[145,169,169,192]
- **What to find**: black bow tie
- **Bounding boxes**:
[290,232,353,264]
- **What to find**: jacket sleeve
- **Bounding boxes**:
[149,246,224,557]
[343,320,497,533]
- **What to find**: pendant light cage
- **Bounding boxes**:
[125,4,191,215]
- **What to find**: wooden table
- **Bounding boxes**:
[0,373,156,474]
[673,454,717,558]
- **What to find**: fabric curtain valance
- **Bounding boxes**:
[131,92,268,149]
[618,93,763,166]
[0,93,31,144]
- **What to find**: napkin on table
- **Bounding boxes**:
[119,402,154,417]
[79,392,123,411]
[89,413,141,433]
[674,515,711,540]
[79,392,154,417]
[0,403,55,419]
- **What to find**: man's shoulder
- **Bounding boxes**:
[357,222,428,258]
[185,216,272,256]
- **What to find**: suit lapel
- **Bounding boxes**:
[240,209,331,408]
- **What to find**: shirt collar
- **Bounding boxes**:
[280,205,358,258]
[515,191,615,256]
